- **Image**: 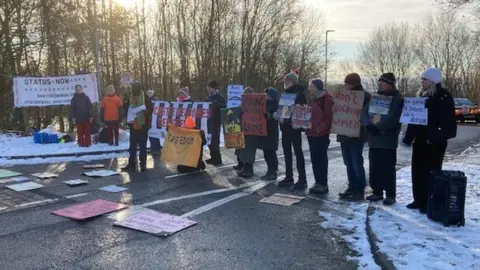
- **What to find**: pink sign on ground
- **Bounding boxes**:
[114,209,197,236]
[52,199,129,220]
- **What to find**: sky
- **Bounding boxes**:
[302,0,442,80]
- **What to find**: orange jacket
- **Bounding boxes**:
[101,95,123,121]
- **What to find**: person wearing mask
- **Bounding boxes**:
[177,87,192,102]
[100,85,123,146]
[70,84,93,147]
[258,87,280,180]
[402,68,456,214]
[362,73,404,205]
[306,79,333,194]
[146,89,162,156]
[122,82,153,172]
[273,70,308,189]
[338,73,371,201]
[236,87,258,178]
[176,116,207,173]
[205,81,226,165]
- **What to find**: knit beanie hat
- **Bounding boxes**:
[284,71,299,84]
[243,87,254,94]
[75,84,83,90]
[379,73,396,86]
[310,78,325,91]
[183,116,196,129]
[179,87,189,96]
[146,90,155,97]
[208,81,218,89]
[264,87,279,101]
[344,73,361,86]
[422,68,442,84]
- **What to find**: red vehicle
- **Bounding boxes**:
[454,98,480,123]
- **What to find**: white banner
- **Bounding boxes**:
[227,84,243,108]
[148,101,212,144]
[13,74,99,107]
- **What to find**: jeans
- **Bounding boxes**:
[308,135,330,186]
[263,150,278,172]
[282,129,306,180]
[369,148,397,198]
[129,128,148,165]
[209,130,222,163]
[340,140,366,192]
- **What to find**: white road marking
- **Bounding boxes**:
[16,199,58,208]
[0,207,7,211]
[65,193,88,199]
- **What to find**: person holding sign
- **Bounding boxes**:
[176,116,207,173]
[70,84,93,147]
[273,70,308,189]
[122,81,153,172]
[362,73,404,205]
[402,68,456,214]
[258,87,280,180]
[177,87,192,102]
[205,81,226,165]
[306,79,333,194]
[338,73,371,200]
[237,87,259,178]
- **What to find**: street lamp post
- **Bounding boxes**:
[325,30,335,88]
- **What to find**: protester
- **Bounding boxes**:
[122,82,153,172]
[70,84,93,147]
[362,73,404,205]
[100,85,123,146]
[402,68,457,214]
[176,116,207,173]
[237,87,258,178]
[338,73,371,200]
[258,87,280,180]
[205,80,226,165]
[146,89,162,156]
[273,70,308,189]
[306,79,333,194]
[177,87,192,102]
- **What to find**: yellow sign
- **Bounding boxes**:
[161,125,202,167]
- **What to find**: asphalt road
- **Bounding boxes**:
[1,125,479,270]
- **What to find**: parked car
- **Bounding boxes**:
[454,98,480,123]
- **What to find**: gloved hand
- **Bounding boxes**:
[365,123,380,135]
[264,112,270,119]
[272,112,284,124]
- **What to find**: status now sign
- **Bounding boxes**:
[331,90,365,138]
[241,94,267,136]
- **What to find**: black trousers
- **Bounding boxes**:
[263,149,278,172]
[208,129,222,163]
[411,142,447,209]
[369,148,397,198]
[282,129,306,180]
[129,128,148,165]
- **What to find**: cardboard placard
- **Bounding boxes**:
[83,170,119,178]
[227,85,243,108]
[0,169,22,179]
[277,93,297,119]
[63,179,89,186]
[241,94,267,136]
[260,193,305,206]
[83,164,105,169]
[31,172,58,179]
[291,105,312,129]
[99,185,129,193]
[368,94,392,124]
[161,125,202,167]
[331,90,365,138]
[52,199,129,220]
[400,97,428,125]
[6,182,44,191]
[221,107,245,149]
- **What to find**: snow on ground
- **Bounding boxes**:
[318,161,480,270]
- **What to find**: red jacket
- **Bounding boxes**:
[306,92,334,137]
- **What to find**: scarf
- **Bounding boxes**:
[311,90,327,101]
[176,95,191,102]
[129,91,145,129]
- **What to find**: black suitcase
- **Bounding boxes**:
[427,170,467,227]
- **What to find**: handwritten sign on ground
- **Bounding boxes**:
[99,185,129,193]
[52,199,129,220]
[6,181,44,192]
[162,125,202,167]
[221,107,245,149]
[114,209,197,236]
[401,97,428,125]
[331,90,365,137]
[82,170,119,178]
[368,94,392,124]
[277,93,297,119]
[0,169,22,179]
[241,93,267,136]
[260,193,305,206]
[63,179,88,186]
[291,105,312,129]
[83,164,105,169]
[31,172,58,179]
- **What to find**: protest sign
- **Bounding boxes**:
[222,107,245,149]
[114,209,197,236]
[368,94,392,124]
[331,90,365,137]
[227,85,243,108]
[13,74,99,107]
[277,93,297,119]
[260,193,305,206]
[241,94,267,136]
[0,169,22,179]
[291,105,311,129]
[162,125,202,167]
[120,71,133,88]
[6,182,44,192]
[52,199,129,220]
[400,97,428,125]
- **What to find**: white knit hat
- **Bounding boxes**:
[146,90,155,97]
[422,68,442,84]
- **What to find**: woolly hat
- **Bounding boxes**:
[310,78,325,91]
[284,71,299,84]
[264,87,279,101]
[379,73,396,86]
[243,87,255,94]
[344,73,361,86]
[422,68,442,84]
[75,84,83,90]
[183,116,196,129]
[208,81,218,89]
[179,87,189,96]
[146,90,155,97]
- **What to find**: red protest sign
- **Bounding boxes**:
[241,94,267,136]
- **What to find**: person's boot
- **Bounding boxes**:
[343,190,364,201]
[199,161,206,171]
[237,163,254,178]
[293,180,308,190]
[261,171,277,180]
[339,188,355,198]
[366,194,384,202]
[233,161,244,171]
[309,183,329,194]
[278,176,294,187]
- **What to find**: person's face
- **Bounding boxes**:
[421,78,434,90]
[206,86,214,94]
[284,79,294,89]
[378,81,392,92]
[308,82,317,97]
[75,87,83,94]
[106,90,114,96]
[344,82,354,90]
[179,91,187,98]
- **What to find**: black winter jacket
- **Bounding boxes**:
[69,93,92,124]
[205,91,226,133]
[279,84,307,133]
[258,99,279,151]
